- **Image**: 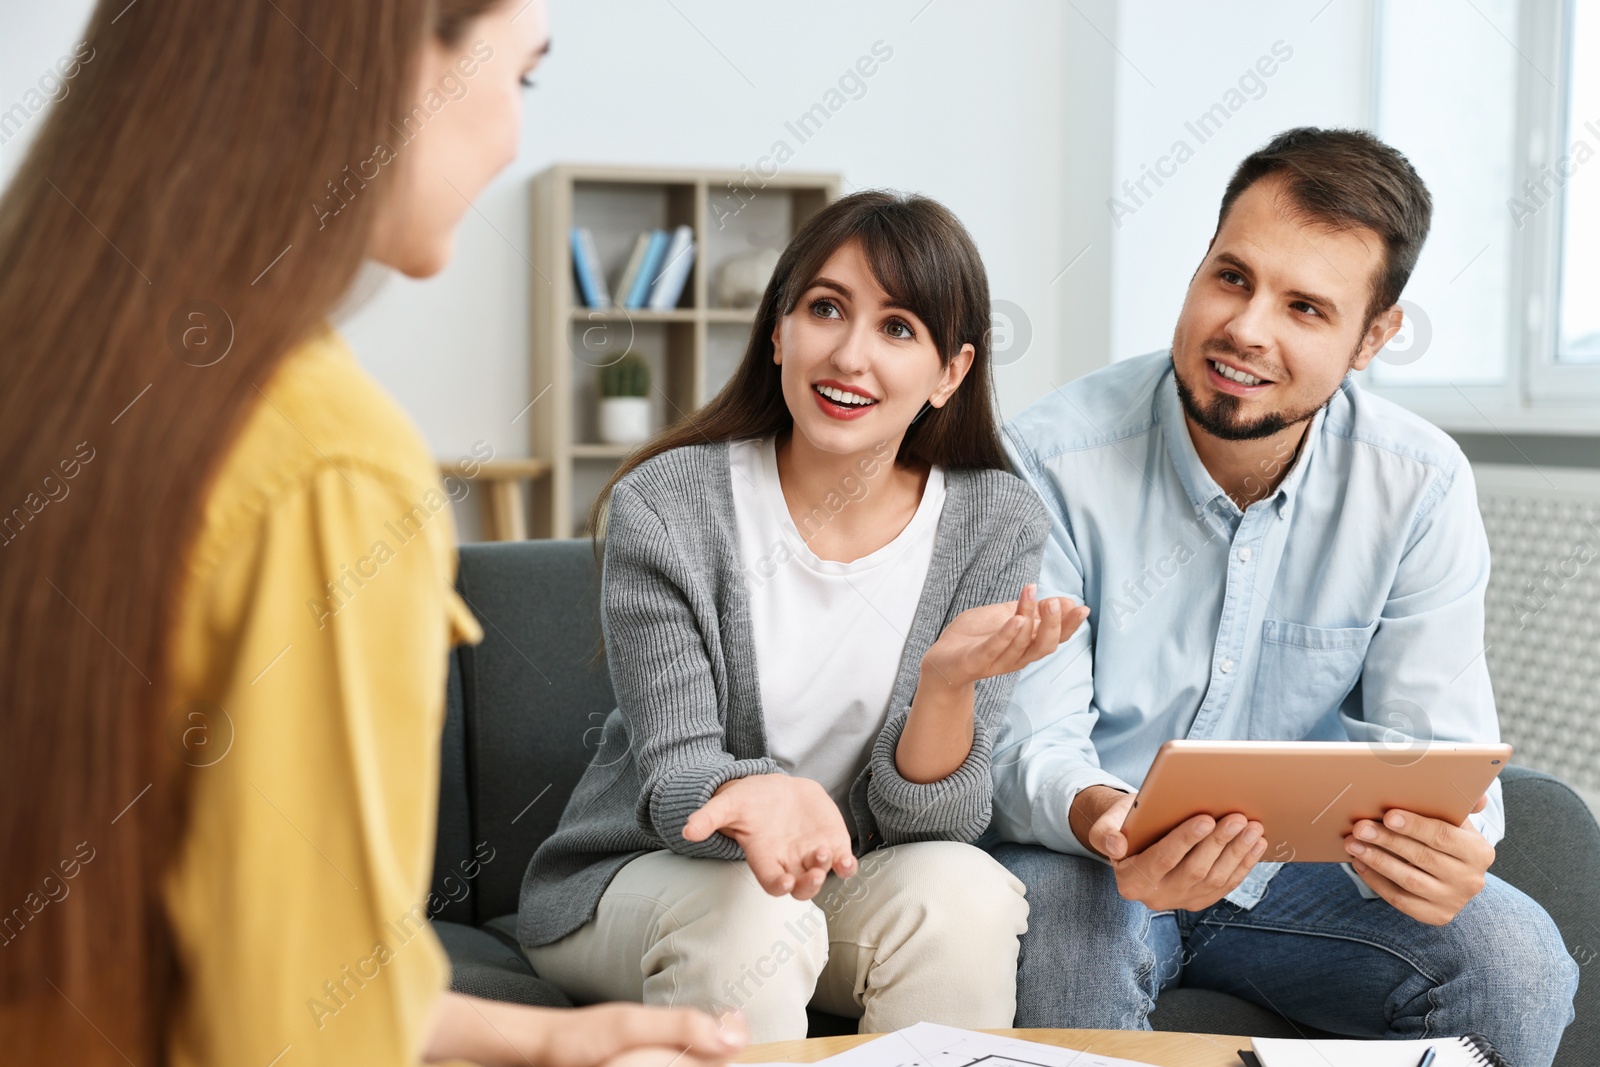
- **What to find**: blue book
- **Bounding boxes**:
[627,229,670,309]
[570,227,610,308]
[647,225,696,311]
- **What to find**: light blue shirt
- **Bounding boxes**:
[992,350,1504,908]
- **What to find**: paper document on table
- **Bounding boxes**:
[815,1023,1160,1067]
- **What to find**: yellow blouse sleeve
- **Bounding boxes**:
[165,462,479,1067]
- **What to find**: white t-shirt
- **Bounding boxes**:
[727,434,947,835]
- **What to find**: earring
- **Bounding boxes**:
[909,399,934,426]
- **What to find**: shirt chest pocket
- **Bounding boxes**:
[1249,618,1378,738]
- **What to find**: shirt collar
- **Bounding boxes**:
[1155,356,1327,520]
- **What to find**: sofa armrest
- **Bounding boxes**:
[1496,765,1599,1067]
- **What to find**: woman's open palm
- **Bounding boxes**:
[682,774,855,899]
[921,583,1087,689]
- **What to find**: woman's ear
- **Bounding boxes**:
[930,342,976,407]
[771,321,782,365]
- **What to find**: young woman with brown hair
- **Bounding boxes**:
[0,2,741,1064]
[517,190,1091,1041]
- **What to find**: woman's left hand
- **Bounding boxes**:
[920,583,1087,690]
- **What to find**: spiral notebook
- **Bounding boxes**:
[1244,1033,1508,1066]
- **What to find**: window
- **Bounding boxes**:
[1369,0,1519,390]
[1365,0,1600,423]
[1554,0,1599,367]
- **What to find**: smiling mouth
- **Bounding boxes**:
[813,383,878,407]
[1210,359,1272,386]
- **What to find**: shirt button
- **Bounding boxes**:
[1220,658,1235,674]
[1238,546,1253,562]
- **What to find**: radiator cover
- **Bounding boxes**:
[1474,463,1600,807]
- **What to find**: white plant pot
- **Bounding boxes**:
[598,396,652,444]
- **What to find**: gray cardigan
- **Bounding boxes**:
[517,438,1051,948]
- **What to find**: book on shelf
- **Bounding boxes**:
[646,224,696,311]
[623,229,669,309]
[612,231,653,310]
[569,226,611,308]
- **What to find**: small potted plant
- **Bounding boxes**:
[598,351,652,444]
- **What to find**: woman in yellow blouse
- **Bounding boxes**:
[0,1,742,1065]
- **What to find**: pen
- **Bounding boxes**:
[1414,1047,1436,1067]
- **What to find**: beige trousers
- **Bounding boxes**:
[524,840,1028,1042]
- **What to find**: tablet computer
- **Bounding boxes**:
[1119,740,1512,863]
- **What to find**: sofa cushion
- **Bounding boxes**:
[455,540,619,924]
[1150,988,1332,1037]
[429,655,475,926]
[435,919,571,1007]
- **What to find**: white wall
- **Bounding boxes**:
[332,0,1100,464]
[2,0,1383,491]
[0,4,97,174]
[1107,0,1374,362]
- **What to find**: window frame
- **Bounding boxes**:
[1525,0,1600,401]
[1362,0,1600,433]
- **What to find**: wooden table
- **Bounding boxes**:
[736,1028,1252,1067]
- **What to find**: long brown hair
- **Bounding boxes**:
[0,0,501,1061]
[587,189,1007,549]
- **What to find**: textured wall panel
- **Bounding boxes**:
[1475,464,1600,803]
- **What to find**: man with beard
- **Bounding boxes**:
[989,127,1577,1065]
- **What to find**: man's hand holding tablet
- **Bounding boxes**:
[1070,784,1268,911]
[1068,740,1509,918]
[1344,793,1496,925]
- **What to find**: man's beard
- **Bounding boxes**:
[1172,342,1343,442]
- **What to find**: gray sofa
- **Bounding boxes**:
[429,539,1599,1060]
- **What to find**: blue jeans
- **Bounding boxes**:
[992,846,1579,1067]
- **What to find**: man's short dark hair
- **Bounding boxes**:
[1218,127,1432,326]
